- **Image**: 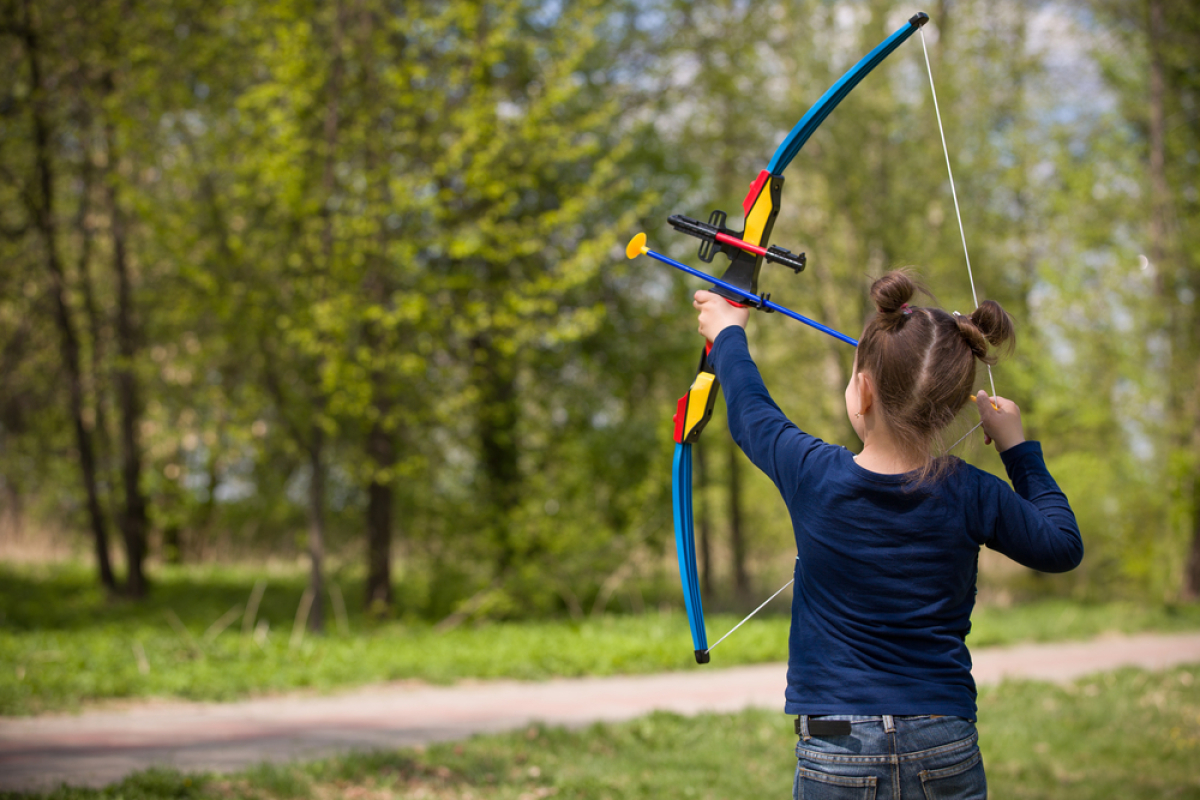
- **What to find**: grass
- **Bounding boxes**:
[3,561,1200,715]
[980,667,1200,798]
[5,666,1199,799]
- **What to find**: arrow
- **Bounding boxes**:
[626,233,858,347]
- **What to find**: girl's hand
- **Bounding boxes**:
[693,290,750,343]
[975,390,1025,453]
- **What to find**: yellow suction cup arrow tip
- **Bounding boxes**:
[969,394,1001,410]
[626,232,648,260]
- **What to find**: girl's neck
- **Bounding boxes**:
[853,427,925,475]
[853,446,922,475]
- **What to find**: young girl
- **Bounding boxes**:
[693,271,1082,800]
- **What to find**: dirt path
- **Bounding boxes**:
[3,631,1199,793]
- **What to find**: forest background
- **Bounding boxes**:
[1,0,1197,633]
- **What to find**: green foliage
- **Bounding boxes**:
[7,667,1199,799]
[1,0,1198,612]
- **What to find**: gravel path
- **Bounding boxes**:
[2,631,1199,793]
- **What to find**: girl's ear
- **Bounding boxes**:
[857,371,875,416]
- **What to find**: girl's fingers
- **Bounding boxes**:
[972,391,1001,411]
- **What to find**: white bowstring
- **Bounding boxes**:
[705,560,797,656]
[920,28,996,399]
[946,421,983,454]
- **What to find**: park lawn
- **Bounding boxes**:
[4,666,1199,800]
[4,561,1200,715]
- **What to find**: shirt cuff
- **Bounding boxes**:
[999,440,1043,471]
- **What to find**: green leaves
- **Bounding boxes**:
[2,0,1197,612]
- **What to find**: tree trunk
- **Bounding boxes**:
[1185,226,1200,596]
[1186,435,1200,599]
[472,333,521,571]
[193,421,223,562]
[104,119,149,598]
[365,420,394,612]
[19,0,117,592]
[0,469,20,541]
[307,423,326,633]
[299,0,345,633]
[358,4,397,615]
[71,123,122,530]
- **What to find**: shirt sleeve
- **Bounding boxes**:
[983,441,1084,573]
[708,326,826,491]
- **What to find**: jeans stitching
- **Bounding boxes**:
[796,765,879,789]
[796,751,896,766]
[918,748,982,782]
[796,762,883,796]
[896,733,979,762]
[918,749,984,800]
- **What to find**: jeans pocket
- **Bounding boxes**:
[919,748,986,800]
[794,765,877,800]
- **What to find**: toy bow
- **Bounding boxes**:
[628,12,929,664]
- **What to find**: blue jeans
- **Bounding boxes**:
[794,715,986,799]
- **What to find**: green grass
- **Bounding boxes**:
[3,561,1200,715]
[981,668,1200,798]
[6,666,1199,799]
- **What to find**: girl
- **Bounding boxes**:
[693,271,1082,800]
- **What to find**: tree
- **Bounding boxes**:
[1092,0,1200,598]
[2,0,118,591]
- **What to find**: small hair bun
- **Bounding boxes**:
[971,300,1015,348]
[869,270,935,331]
[955,301,1015,364]
[870,271,916,315]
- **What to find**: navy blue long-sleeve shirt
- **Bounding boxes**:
[709,326,1082,719]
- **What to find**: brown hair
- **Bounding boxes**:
[855,270,1015,484]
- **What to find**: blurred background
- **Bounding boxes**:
[1,0,1197,631]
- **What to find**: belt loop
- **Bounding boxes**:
[883,714,895,734]
[797,715,812,741]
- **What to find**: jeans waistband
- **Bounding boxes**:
[796,714,948,739]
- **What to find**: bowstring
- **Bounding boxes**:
[946,421,984,454]
[705,557,798,656]
[920,28,996,399]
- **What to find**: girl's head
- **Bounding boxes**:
[847,270,1014,475]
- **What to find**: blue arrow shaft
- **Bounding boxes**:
[645,247,859,347]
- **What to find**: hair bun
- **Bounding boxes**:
[869,270,934,332]
[971,300,1015,348]
[956,301,1015,364]
[870,271,917,315]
